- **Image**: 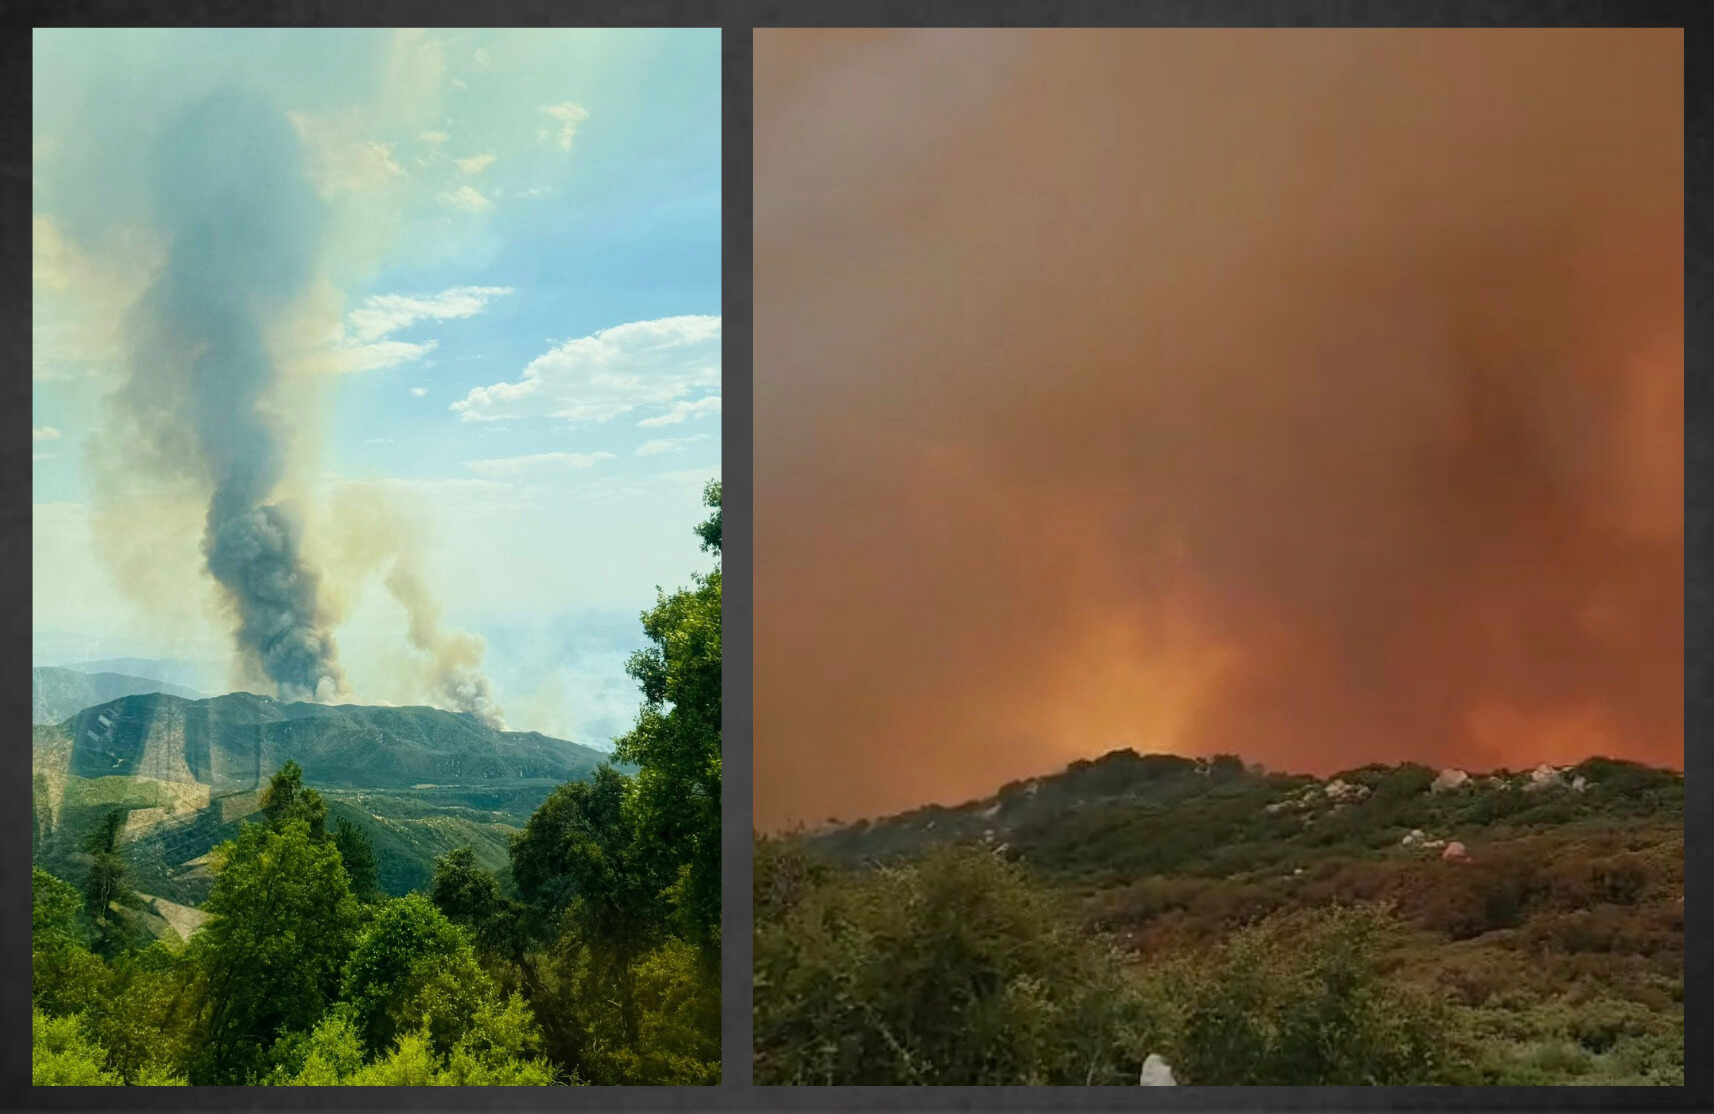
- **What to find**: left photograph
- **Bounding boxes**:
[32,28,722,1086]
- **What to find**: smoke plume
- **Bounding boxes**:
[84,86,501,715]
[317,482,505,727]
[753,30,1683,828]
[98,89,346,702]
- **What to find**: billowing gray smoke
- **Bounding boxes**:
[118,89,345,702]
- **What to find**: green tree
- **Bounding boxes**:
[340,893,487,1056]
[33,1008,121,1086]
[31,867,109,1021]
[333,816,381,903]
[510,765,666,1048]
[260,759,327,839]
[79,809,137,956]
[431,845,531,972]
[614,479,722,957]
[33,866,84,951]
[187,812,358,1083]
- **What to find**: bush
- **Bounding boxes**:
[754,844,1142,1085]
[1142,904,1473,1085]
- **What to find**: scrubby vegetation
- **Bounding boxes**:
[33,484,723,1087]
[755,749,1682,1085]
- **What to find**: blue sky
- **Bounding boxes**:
[32,28,720,746]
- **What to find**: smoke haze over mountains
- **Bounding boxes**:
[754,29,1683,829]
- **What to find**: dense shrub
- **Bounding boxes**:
[754,844,1143,1085]
[1142,903,1472,1085]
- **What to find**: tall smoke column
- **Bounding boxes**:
[118,89,345,702]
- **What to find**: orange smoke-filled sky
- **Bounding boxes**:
[753,29,1683,830]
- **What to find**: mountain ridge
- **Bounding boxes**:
[35,690,607,794]
[32,666,206,726]
[32,691,617,905]
[804,747,1684,877]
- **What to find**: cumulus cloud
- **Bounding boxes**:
[419,129,450,144]
[540,102,590,151]
[636,434,710,456]
[321,284,510,373]
[465,451,616,477]
[636,395,721,428]
[456,152,496,174]
[348,285,513,343]
[33,427,62,443]
[411,387,428,397]
[440,185,493,211]
[453,315,720,425]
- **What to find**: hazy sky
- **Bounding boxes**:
[33,28,721,745]
[754,29,1682,828]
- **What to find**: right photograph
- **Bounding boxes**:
[752,28,1684,1088]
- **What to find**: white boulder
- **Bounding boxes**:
[1430,768,1469,793]
[1140,1053,1178,1086]
[1525,763,1565,792]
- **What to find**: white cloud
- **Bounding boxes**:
[514,185,553,199]
[348,285,513,344]
[472,48,491,69]
[465,451,616,478]
[636,395,721,428]
[455,152,496,174]
[635,434,711,456]
[440,185,493,212]
[321,285,510,374]
[454,316,719,426]
[411,387,428,398]
[32,427,61,443]
[540,102,590,152]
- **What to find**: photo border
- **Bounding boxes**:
[4,1,1706,1110]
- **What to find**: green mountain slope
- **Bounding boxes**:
[32,692,615,907]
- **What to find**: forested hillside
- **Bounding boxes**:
[32,483,723,1087]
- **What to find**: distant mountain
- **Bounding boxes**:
[50,657,219,692]
[33,666,206,725]
[35,690,608,792]
[32,692,615,906]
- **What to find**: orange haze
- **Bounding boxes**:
[753,29,1683,830]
